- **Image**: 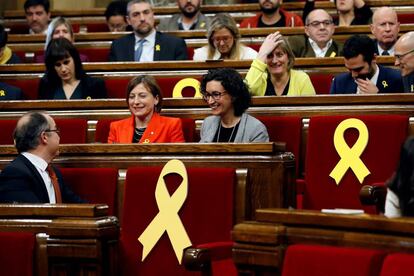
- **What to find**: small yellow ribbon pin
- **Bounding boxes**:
[329,118,370,185]
[138,159,192,264]
[155,44,161,51]
[382,81,388,88]
[329,52,336,57]
[0,90,5,96]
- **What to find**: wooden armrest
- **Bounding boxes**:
[0,203,108,217]
[360,184,387,213]
[183,241,233,272]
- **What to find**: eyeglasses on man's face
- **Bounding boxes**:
[395,49,414,60]
[201,91,227,101]
[307,20,334,28]
[44,127,60,135]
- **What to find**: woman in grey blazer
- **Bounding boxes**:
[199,68,269,143]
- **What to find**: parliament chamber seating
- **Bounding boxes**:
[0,232,36,276]
[380,253,414,276]
[121,165,237,275]
[301,115,408,213]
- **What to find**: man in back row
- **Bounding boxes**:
[370,7,400,56]
[108,0,188,62]
[24,0,50,34]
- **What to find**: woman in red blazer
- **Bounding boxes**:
[108,75,185,143]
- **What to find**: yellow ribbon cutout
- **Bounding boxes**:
[329,118,371,185]
[138,159,192,264]
[155,44,161,51]
[329,51,337,57]
[382,81,388,88]
[0,90,5,96]
[172,78,201,98]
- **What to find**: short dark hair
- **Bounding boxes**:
[200,68,251,117]
[343,34,376,64]
[24,0,50,13]
[105,0,127,20]
[14,111,50,153]
[0,25,7,48]
[126,75,163,113]
[44,37,85,86]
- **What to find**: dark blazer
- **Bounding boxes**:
[38,75,107,99]
[330,65,404,94]
[288,35,343,58]
[108,31,188,61]
[0,154,85,203]
[0,82,24,100]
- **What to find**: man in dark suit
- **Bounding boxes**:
[108,0,188,62]
[330,35,404,94]
[371,7,400,56]
[0,111,85,203]
[289,9,342,58]
[0,82,24,100]
[395,31,414,93]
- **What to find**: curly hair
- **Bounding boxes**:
[200,68,251,116]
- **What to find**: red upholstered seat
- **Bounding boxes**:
[398,13,414,24]
[303,115,408,213]
[95,117,196,142]
[0,119,18,145]
[380,253,414,276]
[282,244,386,276]
[60,167,118,215]
[308,72,334,94]
[104,78,130,98]
[257,116,302,176]
[4,78,40,100]
[121,165,236,275]
[0,232,35,276]
[78,48,110,62]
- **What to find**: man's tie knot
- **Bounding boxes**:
[382,50,390,56]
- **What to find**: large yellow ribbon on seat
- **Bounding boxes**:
[329,118,370,185]
[172,78,201,98]
[138,159,192,264]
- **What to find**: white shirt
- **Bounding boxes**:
[134,30,156,62]
[193,45,257,61]
[384,188,401,218]
[356,63,380,94]
[309,38,333,58]
[22,152,56,203]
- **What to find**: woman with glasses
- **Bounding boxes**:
[108,75,185,143]
[193,13,257,61]
[35,17,89,63]
[199,68,269,143]
[246,31,316,96]
[38,37,107,100]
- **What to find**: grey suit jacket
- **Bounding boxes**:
[288,35,343,58]
[108,31,188,61]
[199,113,269,143]
[157,13,210,31]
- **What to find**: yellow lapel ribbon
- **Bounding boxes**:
[329,118,370,185]
[0,90,5,97]
[329,51,336,57]
[138,159,192,264]
[155,44,161,51]
[382,81,388,88]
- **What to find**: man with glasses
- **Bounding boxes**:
[289,9,342,58]
[0,111,85,203]
[395,32,414,93]
[240,0,303,28]
[108,0,188,61]
[370,7,400,56]
[330,35,403,94]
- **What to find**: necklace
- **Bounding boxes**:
[216,123,237,142]
[135,127,146,135]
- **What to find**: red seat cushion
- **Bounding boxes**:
[380,253,414,276]
[4,78,40,100]
[0,232,35,276]
[309,72,335,94]
[54,118,88,144]
[282,244,386,276]
[0,120,18,145]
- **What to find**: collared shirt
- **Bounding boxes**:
[377,44,395,56]
[309,38,333,58]
[21,152,56,203]
[356,63,380,94]
[134,29,156,62]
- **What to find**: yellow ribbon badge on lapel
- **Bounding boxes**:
[382,81,388,88]
[138,159,192,264]
[172,78,201,98]
[329,118,370,185]
[155,44,161,51]
[0,90,5,97]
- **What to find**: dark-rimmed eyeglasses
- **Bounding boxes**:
[395,49,414,60]
[44,128,60,135]
[201,91,227,101]
[306,20,334,27]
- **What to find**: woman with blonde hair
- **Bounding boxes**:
[193,13,257,61]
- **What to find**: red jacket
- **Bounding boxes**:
[108,113,185,143]
[240,9,304,28]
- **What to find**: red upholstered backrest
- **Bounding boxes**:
[78,48,111,62]
[104,78,129,98]
[4,78,40,100]
[304,115,408,212]
[308,72,334,94]
[85,23,110,32]
[121,165,235,275]
[95,117,196,142]
[157,76,202,98]
[0,232,35,276]
[54,118,88,144]
[398,13,414,24]
[380,253,414,276]
[0,120,18,145]
[257,116,302,175]
[282,244,386,276]
[60,167,118,215]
